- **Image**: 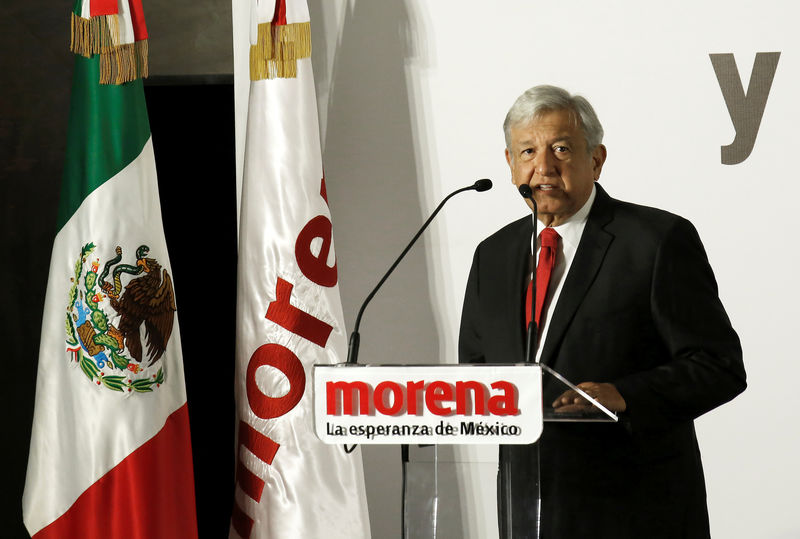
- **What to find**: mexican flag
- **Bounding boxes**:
[22,1,198,537]
[230,0,370,537]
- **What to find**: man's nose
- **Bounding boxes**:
[534,150,557,177]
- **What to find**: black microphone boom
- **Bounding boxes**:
[346,179,493,364]
[518,184,539,363]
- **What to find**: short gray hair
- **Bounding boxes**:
[503,85,604,153]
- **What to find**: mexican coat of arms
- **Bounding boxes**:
[65,243,176,393]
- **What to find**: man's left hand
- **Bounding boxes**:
[552,382,627,413]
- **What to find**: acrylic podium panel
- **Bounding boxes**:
[402,445,498,539]
[401,365,617,538]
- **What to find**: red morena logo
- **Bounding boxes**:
[326,380,519,417]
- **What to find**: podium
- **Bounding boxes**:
[314,363,617,538]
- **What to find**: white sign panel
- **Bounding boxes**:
[313,364,543,445]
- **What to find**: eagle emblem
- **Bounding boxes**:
[65,243,175,393]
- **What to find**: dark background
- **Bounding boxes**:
[145,77,237,537]
[1,3,235,537]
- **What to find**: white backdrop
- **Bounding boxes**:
[234,1,800,537]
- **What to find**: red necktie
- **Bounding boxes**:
[525,227,560,328]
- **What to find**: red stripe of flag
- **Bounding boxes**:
[89,0,118,17]
[128,0,148,41]
[272,0,287,25]
[33,404,198,539]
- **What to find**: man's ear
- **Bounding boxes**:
[505,148,513,172]
[592,144,607,181]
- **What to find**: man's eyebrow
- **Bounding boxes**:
[514,134,575,147]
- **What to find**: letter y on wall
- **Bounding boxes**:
[710,52,780,165]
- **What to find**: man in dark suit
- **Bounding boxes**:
[458,85,746,538]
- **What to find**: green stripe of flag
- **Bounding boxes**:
[58,54,151,230]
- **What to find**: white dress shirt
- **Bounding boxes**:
[531,184,597,362]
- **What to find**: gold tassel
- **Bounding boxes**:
[250,21,312,81]
[98,41,148,85]
[70,13,117,57]
[70,13,149,85]
[136,39,149,80]
[70,13,91,57]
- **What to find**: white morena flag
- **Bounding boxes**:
[231,0,370,537]
[22,1,198,537]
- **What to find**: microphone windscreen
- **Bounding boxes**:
[518,184,532,199]
[474,178,493,192]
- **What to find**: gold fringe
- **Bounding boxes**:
[136,39,149,79]
[70,13,149,85]
[70,13,117,56]
[249,21,312,81]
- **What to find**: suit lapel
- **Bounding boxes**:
[503,217,532,362]
[540,184,615,366]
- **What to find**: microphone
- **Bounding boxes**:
[474,178,493,192]
[346,179,493,365]
[519,184,539,363]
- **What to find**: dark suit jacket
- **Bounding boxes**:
[458,184,746,538]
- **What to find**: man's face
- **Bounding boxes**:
[505,108,606,227]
